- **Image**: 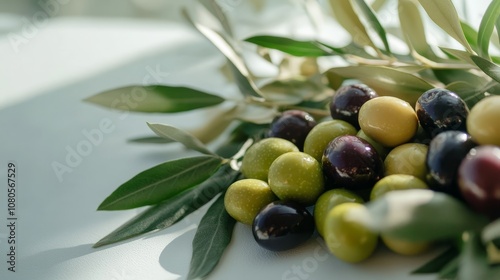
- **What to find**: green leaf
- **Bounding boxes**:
[93,165,239,248]
[97,156,224,210]
[461,21,479,53]
[128,136,175,144]
[417,0,473,53]
[459,232,500,280]
[327,66,434,105]
[182,7,263,98]
[471,55,500,83]
[440,47,475,65]
[328,0,377,52]
[84,85,225,113]
[412,246,459,274]
[477,0,500,58]
[351,189,489,242]
[438,255,459,279]
[187,193,236,280]
[398,0,434,57]
[244,36,333,57]
[352,0,391,54]
[147,123,215,155]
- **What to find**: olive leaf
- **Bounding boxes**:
[459,232,500,280]
[440,47,476,65]
[349,189,489,242]
[351,0,391,54]
[147,123,215,155]
[327,65,434,105]
[198,0,233,36]
[187,193,236,280]
[93,164,239,248]
[412,246,459,274]
[84,85,225,113]
[398,0,434,58]
[471,55,500,83]
[417,0,474,53]
[477,0,500,59]
[244,36,334,57]
[97,156,224,210]
[127,136,175,144]
[461,21,480,53]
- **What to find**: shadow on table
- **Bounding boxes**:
[158,228,196,279]
[20,243,103,269]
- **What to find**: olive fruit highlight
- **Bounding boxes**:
[252,201,314,251]
[358,96,418,147]
[240,137,299,181]
[415,88,469,137]
[268,152,325,206]
[268,110,317,150]
[224,179,278,225]
[329,84,378,129]
[322,135,384,190]
[458,145,500,219]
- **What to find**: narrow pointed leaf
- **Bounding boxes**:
[329,0,377,51]
[352,0,391,54]
[98,156,223,210]
[412,246,459,274]
[461,21,479,52]
[417,0,473,53]
[182,7,263,98]
[187,194,236,280]
[477,0,500,58]
[147,123,215,155]
[350,189,489,242]
[440,47,475,65]
[93,165,239,248]
[459,232,500,280]
[128,136,175,144]
[471,55,500,83]
[398,0,433,57]
[198,0,233,36]
[244,36,333,57]
[84,85,225,113]
[327,66,434,105]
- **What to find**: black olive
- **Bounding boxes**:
[268,110,316,151]
[329,84,378,129]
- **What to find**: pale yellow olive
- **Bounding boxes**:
[314,189,363,237]
[358,96,418,147]
[467,95,500,146]
[384,143,428,181]
[303,120,357,162]
[224,179,277,225]
[370,174,428,201]
[240,137,298,181]
[268,152,324,206]
[324,203,378,263]
[381,234,431,256]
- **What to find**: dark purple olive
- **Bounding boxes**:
[252,201,314,251]
[415,88,469,137]
[426,130,476,197]
[322,135,384,190]
[268,110,316,151]
[458,146,500,219]
[329,84,378,129]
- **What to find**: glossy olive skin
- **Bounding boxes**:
[426,131,476,198]
[329,84,378,129]
[252,201,315,251]
[415,88,469,137]
[458,146,500,219]
[268,110,317,150]
[322,135,384,190]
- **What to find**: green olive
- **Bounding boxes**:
[324,203,378,263]
[356,129,389,159]
[303,120,357,162]
[358,96,418,147]
[314,189,363,237]
[384,143,428,180]
[224,179,277,225]
[240,137,299,181]
[268,152,325,205]
[370,174,428,201]
[467,95,500,146]
[381,234,431,256]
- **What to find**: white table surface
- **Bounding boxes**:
[0,12,457,280]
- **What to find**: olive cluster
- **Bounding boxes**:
[224,84,500,262]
